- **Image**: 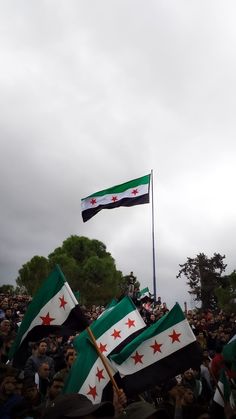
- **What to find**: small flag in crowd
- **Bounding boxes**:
[110,303,202,397]
[9,265,88,368]
[212,369,235,417]
[81,174,151,222]
[223,334,236,374]
[137,287,152,301]
[211,336,236,416]
[63,296,146,403]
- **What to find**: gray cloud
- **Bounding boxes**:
[0,1,235,309]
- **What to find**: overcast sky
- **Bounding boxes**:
[0,1,235,309]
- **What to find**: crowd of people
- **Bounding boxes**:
[0,291,235,419]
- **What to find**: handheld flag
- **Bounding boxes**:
[81,174,151,222]
[110,303,201,397]
[63,296,146,403]
[9,265,88,368]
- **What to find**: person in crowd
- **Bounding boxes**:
[24,339,55,380]
[54,349,77,382]
[180,369,202,402]
[0,319,11,338]
[35,362,51,400]
[1,291,236,419]
[210,343,224,381]
[0,371,23,419]
[200,355,214,403]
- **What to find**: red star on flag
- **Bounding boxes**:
[150,340,163,354]
[131,188,138,195]
[96,367,105,382]
[99,342,107,353]
[125,318,135,328]
[87,385,97,401]
[40,312,55,326]
[111,329,121,340]
[59,295,67,310]
[131,351,144,365]
[111,196,118,202]
[90,198,96,205]
[169,329,181,343]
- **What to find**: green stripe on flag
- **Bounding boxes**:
[73,296,137,351]
[9,265,65,359]
[82,174,150,199]
[64,296,145,395]
[111,303,185,364]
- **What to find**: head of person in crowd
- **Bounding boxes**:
[42,393,115,419]
[0,370,24,419]
[0,373,17,398]
[4,307,13,320]
[1,333,16,362]
[22,379,41,405]
[182,386,195,405]
[47,376,64,401]
[0,319,11,336]
[29,341,39,357]
[150,313,156,322]
[65,350,76,370]
[0,299,9,312]
[38,362,50,380]
[37,339,48,356]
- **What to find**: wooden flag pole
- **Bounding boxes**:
[86,326,120,395]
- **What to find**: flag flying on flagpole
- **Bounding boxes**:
[110,303,202,397]
[63,296,146,403]
[9,265,88,368]
[81,174,151,222]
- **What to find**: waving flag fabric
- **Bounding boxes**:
[9,265,88,368]
[63,296,146,403]
[81,174,150,222]
[110,303,201,397]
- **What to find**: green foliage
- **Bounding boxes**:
[0,284,15,294]
[215,271,236,313]
[177,253,227,310]
[16,235,124,305]
[16,256,50,296]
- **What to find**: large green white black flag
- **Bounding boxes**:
[81,174,151,222]
[110,303,202,397]
[64,296,146,403]
[9,265,88,368]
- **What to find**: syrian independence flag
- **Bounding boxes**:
[212,369,235,418]
[63,296,146,403]
[110,303,202,397]
[9,265,88,368]
[211,337,236,418]
[81,174,150,222]
[223,334,236,375]
[137,287,152,300]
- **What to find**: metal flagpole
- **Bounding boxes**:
[151,169,157,301]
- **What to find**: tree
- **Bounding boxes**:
[0,284,15,295]
[177,253,227,310]
[16,256,50,296]
[215,270,236,313]
[16,235,124,305]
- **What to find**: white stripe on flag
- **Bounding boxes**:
[112,319,196,376]
[81,183,149,210]
[20,284,76,346]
